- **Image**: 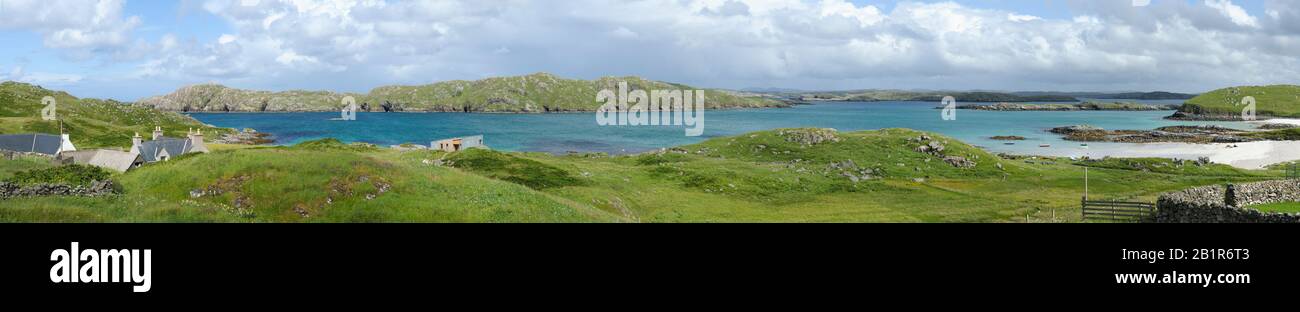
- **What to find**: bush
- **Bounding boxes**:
[3,164,113,186]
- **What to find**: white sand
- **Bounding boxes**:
[1020,141,1300,169]
[1248,118,1300,127]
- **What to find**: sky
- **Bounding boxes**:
[0,0,1297,101]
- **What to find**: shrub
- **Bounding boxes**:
[3,164,112,186]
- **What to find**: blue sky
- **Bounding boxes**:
[1,0,1295,101]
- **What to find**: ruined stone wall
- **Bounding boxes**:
[0,180,118,199]
[1156,180,1300,223]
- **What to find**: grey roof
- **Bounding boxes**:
[0,134,63,156]
[63,150,143,172]
[138,138,194,162]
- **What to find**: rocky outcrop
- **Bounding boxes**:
[1156,180,1300,223]
[910,135,977,169]
[0,180,118,199]
[1050,124,1254,143]
[1257,123,1299,130]
[826,160,877,183]
[216,129,275,145]
[778,128,841,146]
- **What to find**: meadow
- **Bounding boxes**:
[1180,85,1300,118]
[0,128,1283,223]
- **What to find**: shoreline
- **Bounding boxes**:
[996,141,1300,170]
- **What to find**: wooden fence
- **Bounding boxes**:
[1081,199,1156,223]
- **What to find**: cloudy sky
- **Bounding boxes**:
[0,0,1297,101]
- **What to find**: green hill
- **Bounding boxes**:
[136,73,787,113]
[1177,85,1300,119]
[0,81,231,148]
[0,128,1277,223]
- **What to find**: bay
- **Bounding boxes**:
[190,100,1251,157]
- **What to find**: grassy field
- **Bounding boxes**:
[1250,202,1300,214]
[0,128,1283,223]
[1180,85,1300,118]
[0,81,231,148]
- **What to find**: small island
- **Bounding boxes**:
[955,101,1179,111]
[1049,124,1300,143]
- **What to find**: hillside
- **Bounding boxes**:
[0,81,231,148]
[1175,85,1300,120]
[135,73,788,113]
[0,128,1277,222]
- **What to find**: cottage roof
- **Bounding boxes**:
[138,138,194,162]
[0,134,65,156]
[63,149,142,172]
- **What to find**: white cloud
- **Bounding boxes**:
[2,65,84,86]
[1205,0,1260,28]
[0,0,144,59]
[1008,14,1041,22]
[12,0,1299,99]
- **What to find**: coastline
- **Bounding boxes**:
[1001,140,1300,170]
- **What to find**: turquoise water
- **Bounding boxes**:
[189,100,1249,155]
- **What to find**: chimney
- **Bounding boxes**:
[189,129,210,153]
[131,132,143,154]
[152,126,164,140]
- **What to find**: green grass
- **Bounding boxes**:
[1249,202,1300,214]
[0,128,1288,222]
[1181,85,1300,118]
[0,81,232,148]
[444,148,586,190]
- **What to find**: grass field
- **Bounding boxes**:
[0,128,1283,223]
[1180,85,1300,118]
[1249,202,1300,214]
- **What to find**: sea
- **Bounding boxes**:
[189,99,1253,158]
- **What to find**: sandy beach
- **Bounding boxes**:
[1020,140,1300,169]
[1249,118,1300,127]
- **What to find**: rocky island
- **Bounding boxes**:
[955,101,1179,111]
[1049,124,1300,143]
